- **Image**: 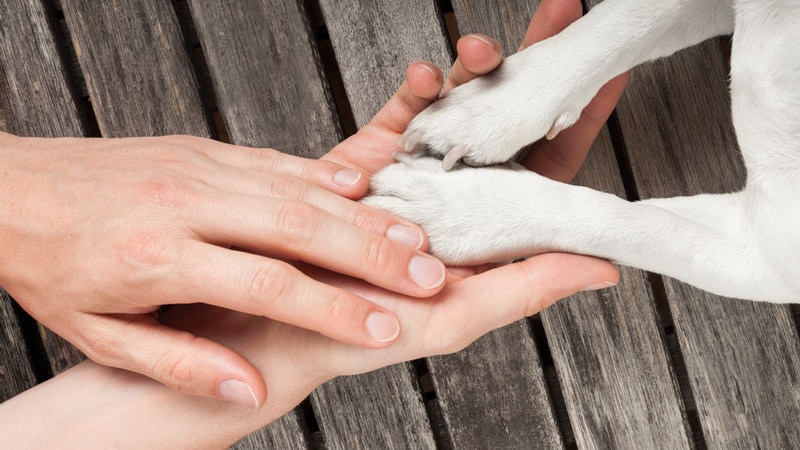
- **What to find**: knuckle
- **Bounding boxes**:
[347,206,387,234]
[267,175,310,201]
[246,262,291,311]
[163,134,200,149]
[364,237,398,273]
[249,147,283,170]
[273,201,319,244]
[136,177,194,208]
[153,347,196,393]
[115,232,178,284]
[317,288,352,324]
[120,232,176,267]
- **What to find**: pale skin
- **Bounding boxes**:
[0,0,627,447]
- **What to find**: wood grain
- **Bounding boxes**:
[188,0,341,157]
[428,322,565,448]
[0,0,85,138]
[313,366,437,449]
[61,0,209,138]
[319,0,452,127]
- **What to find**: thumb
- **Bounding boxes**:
[74,313,267,409]
[455,253,619,338]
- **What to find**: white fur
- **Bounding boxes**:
[365,0,800,303]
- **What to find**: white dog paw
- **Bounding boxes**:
[364,155,531,265]
[400,42,595,169]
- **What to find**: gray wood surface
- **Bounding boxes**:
[428,322,564,449]
[0,0,85,138]
[61,0,209,138]
[188,0,341,156]
[320,0,452,128]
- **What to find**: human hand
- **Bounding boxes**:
[0,132,449,407]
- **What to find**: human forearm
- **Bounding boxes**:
[0,355,320,449]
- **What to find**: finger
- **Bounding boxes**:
[191,194,445,297]
[519,0,583,50]
[324,62,444,174]
[164,244,411,347]
[74,313,267,408]
[447,253,618,342]
[193,171,428,251]
[522,72,630,181]
[201,143,370,200]
[369,62,444,134]
[442,34,503,95]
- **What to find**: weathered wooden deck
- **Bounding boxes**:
[2,0,800,448]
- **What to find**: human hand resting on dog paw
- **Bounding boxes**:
[0,132,443,407]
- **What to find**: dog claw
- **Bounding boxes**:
[442,146,470,170]
[399,130,424,153]
[546,122,563,140]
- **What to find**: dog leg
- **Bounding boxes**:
[365,157,799,302]
[401,0,734,167]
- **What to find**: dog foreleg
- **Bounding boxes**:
[400,0,735,167]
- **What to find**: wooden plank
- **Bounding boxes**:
[444,2,693,448]
[312,366,436,449]
[0,0,85,138]
[58,1,309,446]
[428,322,564,448]
[587,0,800,444]
[61,0,209,138]
[188,0,341,157]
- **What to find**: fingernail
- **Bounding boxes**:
[366,311,400,343]
[334,169,362,187]
[471,33,499,50]
[409,255,446,290]
[219,379,260,409]
[418,63,439,80]
[580,281,617,292]
[386,224,424,249]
